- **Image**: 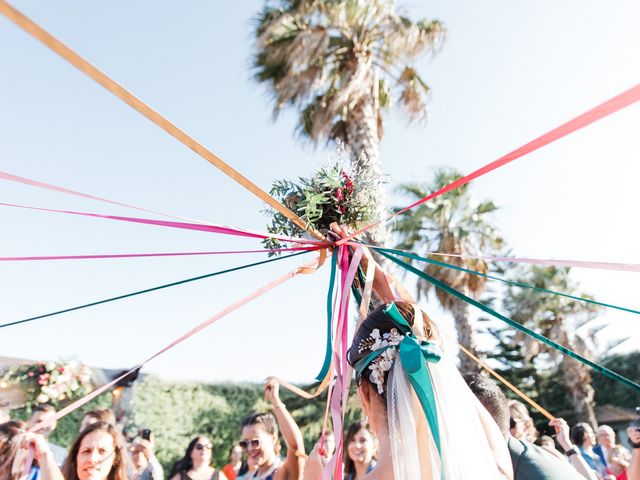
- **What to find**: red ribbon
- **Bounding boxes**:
[340,83,640,244]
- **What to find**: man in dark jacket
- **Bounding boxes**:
[464,374,596,480]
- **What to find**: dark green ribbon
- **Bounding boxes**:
[371,246,640,316]
[315,249,338,381]
[354,303,444,470]
[379,249,640,393]
[0,250,309,330]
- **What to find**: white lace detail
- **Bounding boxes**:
[359,328,404,394]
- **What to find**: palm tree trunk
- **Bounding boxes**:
[450,292,480,373]
[561,356,598,428]
[346,96,388,247]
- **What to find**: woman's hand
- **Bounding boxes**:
[549,418,573,452]
[18,433,50,462]
[303,442,327,480]
[264,376,282,406]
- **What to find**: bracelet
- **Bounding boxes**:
[272,401,286,409]
[564,447,579,457]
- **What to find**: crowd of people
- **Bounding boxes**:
[2,231,639,480]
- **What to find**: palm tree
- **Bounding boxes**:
[253,0,445,244]
[502,265,603,427]
[394,168,503,372]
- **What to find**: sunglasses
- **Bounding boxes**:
[194,443,212,451]
[239,438,261,450]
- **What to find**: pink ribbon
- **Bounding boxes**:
[0,170,212,224]
[323,246,362,480]
[0,202,326,246]
[0,247,318,262]
[28,255,321,433]
[426,251,640,273]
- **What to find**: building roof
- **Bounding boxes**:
[595,404,637,423]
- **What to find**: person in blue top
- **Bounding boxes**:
[0,420,65,480]
[343,421,376,480]
[572,423,608,479]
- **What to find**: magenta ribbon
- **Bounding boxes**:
[0,202,325,246]
[0,170,212,224]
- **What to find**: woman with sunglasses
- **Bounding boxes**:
[239,377,304,480]
[169,436,228,480]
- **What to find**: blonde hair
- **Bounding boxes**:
[508,400,538,442]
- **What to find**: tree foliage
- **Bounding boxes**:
[591,351,640,410]
[253,0,445,144]
[129,376,365,475]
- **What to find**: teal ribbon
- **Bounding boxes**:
[371,246,640,316]
[354,303,444,472]
[379,249,640,393]
[315,249,338,381]
[0,250,309,330]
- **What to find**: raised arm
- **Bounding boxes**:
[27,434,65,480]
[628,427,640,480]
[330,223,414,304]
[264,377,305,480]
[549,418,598,480]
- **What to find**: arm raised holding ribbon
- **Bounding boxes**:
[310,224,513,480]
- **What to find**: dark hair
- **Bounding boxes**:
[241,412,280,455]
[343,420,375,477]
[62,421,128,480]
[571,423,591,447]
[462,373,510,436]
[0,421,26,478]
[228,443,249,474]
[172,435,211,475]
[241,412,278,436]
[347,302,436,396]
[31,404,56,415]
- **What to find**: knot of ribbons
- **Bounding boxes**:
[353,303,445,474]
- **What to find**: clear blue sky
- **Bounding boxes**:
[1,0,639,383]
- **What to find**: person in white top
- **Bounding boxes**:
[595,425,616,467]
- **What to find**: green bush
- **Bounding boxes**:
[129,376,365,475]
[129,376,265,473]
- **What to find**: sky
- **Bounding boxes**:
[1,0,639,385]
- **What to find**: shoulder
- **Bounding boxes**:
[508,437,583,480]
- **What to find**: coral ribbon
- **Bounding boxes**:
[0,251,310,329]
[339,83,640,245]
[28,254,323,433]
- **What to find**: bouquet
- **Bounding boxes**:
[0,360,93,409]
[264,162,374,252]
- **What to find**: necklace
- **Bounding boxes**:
[252,459,281,479]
